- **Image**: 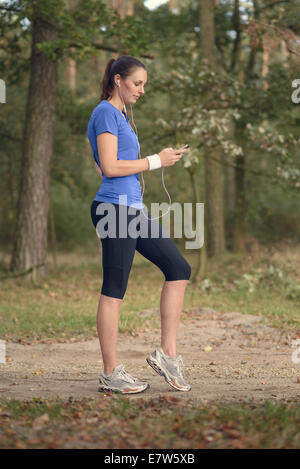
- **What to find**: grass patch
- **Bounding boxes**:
[0,395,300,448]
[0,242,299,343]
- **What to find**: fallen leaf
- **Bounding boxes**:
[33,413,49,425]
[45,441,62,449]
[14,440,26,449]
[204,346,212,353]
[27,439,42,445]
[0,410,12,417]
[227,430,240,439]
[4,429,16,436]
[32,369,44,375]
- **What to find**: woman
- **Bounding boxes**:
[88,55,192,394]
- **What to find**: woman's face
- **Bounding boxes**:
[116,67,147,105]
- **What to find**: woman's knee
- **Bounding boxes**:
[180,258,192,280]
[101,293,123,304]
[101,266,128,300]
[165,257,191,281]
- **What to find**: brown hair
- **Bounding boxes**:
[99,55,147,103]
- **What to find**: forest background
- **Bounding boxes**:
[0,0,299,283]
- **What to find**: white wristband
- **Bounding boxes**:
[146,154,162,171]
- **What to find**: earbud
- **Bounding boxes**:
[117,80,120,87]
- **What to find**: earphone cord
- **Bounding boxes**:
[117,82,172,221]
[129,104,172,221]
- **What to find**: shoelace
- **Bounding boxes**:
[175,355,184,376]
[174,355,191,381]
[118,364,137,383]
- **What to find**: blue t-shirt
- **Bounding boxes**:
[87,99,144,209]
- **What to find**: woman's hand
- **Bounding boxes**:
[158,147,188,168]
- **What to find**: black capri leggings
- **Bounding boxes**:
[90,200,191,299]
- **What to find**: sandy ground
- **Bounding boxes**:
[1,307,300,405]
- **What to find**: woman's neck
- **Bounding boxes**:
[107,95,124,114]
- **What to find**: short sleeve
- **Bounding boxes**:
[94,108,118,137]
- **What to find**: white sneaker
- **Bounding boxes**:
[146,347,191,392]
[98,364,149,394]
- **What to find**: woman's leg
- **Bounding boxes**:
[160,279,189,358]
[90,201,137,376]
[97,294,122,375]
[136,217,191,358]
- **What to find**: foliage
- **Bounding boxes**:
[0,0,299,248]
[246,122,300,191]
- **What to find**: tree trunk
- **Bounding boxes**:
[224,120,236,250]
[188,167,206,283]
[231,0,246,252]
[199,0,225,257]
[112,0,127,18]
[10,17,58,279]
[68,48,76,95]
[65,0,76,95]
[224,119,235,212]
[127,0,135,15]
[232,124,246,251]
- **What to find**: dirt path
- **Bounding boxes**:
[1,308,300,405]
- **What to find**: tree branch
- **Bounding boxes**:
[0,132,22,143]
[230,0,241,72]
[205,151,300,196]
[0,6,22,13]
[0,263,45,280]
[69,42,154,59]
[260,0,290,10]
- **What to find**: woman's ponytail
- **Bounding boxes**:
[99,58,116,103]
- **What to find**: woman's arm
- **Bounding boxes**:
[94,162,103,178]
[97,133,149,178]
